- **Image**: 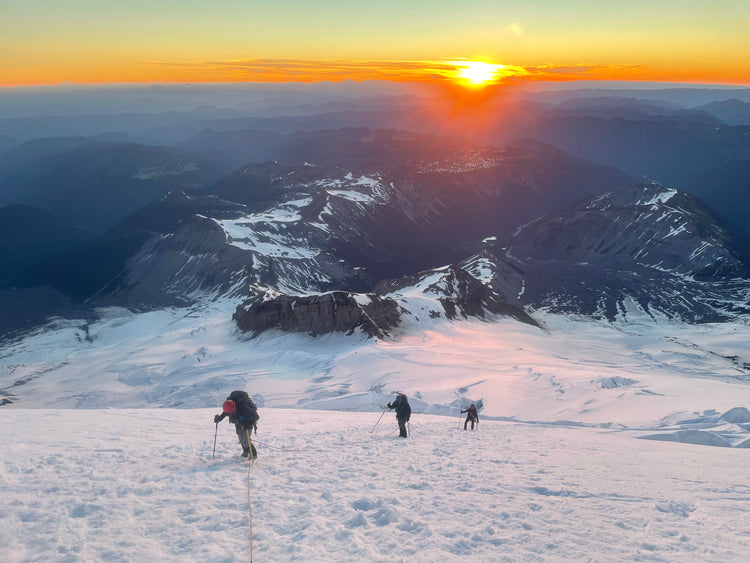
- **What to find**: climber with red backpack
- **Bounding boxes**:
[214,390,260,459]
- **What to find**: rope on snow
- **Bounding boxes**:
[246,428,255,563]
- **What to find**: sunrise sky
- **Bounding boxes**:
[2,0,750,87]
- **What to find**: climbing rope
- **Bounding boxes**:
[225,417,402,562]
[245,429,255,563]
[247,458,253,562]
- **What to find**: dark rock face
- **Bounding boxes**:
[508,183,750,280]
[433,266,536,326]
[234,291,401,338]
[233,264,540,339]
[481,182,750,323]
[113,215,249,305]
[374,265,538,327]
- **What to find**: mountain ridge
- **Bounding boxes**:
[1,127,748,339]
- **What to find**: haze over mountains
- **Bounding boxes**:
[0,85,750,340]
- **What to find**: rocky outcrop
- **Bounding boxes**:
[233,291,401,338]
[375,265,539,327]
[233,264,540,339]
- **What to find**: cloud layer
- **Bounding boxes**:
[142,58,652,86]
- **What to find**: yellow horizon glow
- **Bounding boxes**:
[3,1,750,88]
[2,58,750,88]
[0,59,750,89]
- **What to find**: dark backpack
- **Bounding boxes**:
[228,390,259,428]
[393,394,411,421]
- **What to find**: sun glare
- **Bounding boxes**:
[454,61,503,87]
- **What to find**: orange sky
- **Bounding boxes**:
[2,1,749,87]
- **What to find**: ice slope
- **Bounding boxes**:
[2,408,750,562]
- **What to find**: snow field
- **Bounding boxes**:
[2,408,750,562]
[3,303,749,435]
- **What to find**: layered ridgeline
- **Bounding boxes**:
[23,131,630,317]
[9,129,750,339]
[235,181,750,336]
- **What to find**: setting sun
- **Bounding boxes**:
[446,60,531,88]
[455,61,503,86]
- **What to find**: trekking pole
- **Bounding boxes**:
[370,408,387,433]
[211,422,218,460]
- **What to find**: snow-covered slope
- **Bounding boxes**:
[2,247,750,562]
[109,168,393,305]
[3,407,750,562]
[2,301,748,436]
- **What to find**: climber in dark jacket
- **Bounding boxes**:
[461,404,479,430]
[214,390,259,458]
[387,393,411,438]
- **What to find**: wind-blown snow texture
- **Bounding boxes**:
[1,301,750,560]
[2,409,750,562]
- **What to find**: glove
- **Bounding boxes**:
[387,403,392,409]
[214,414,222,423]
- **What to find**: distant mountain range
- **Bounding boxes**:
[11,132,628,306]
[2,88,748,240]
[1,88,749,339]
[693,98,750,125]
[0,140,227,234]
